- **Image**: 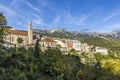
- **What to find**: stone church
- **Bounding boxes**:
[5,21,34,45]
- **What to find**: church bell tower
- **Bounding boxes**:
[28,21,33,44]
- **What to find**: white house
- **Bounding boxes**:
[95,47,108,55]
[70,40,81,51]
[40,37,56,47]
[54,39,68,52]
[54,39,67,47]
[81,43,91,52]
[40,37,56,51]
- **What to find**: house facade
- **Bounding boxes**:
[95,47,108,55]
[81,43,91,52]
[67,40,81,51]
[40,37,56,47]
[54,39,68,52]
[40,37,56,51]
[71,40,81,51]
[67,40,73,51]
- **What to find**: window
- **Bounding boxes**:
[12,37,14,42]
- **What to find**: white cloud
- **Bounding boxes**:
[49,11,94,30]
[22,0,41,12]
[30,13,41,19]
[57,11,93,27]
[0,4,25,18]
[0,4,29,29]
[33,19,42,24]
[53,16,61,23]
[0,4,16,15]
[102,13,119,23]
[9,0,17,7]
[30,13,43,24]
[39,0,48,7]
[39,0,58,13]
[0,1,43,30]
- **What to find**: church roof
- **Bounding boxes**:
[41,37,55,42]
[7,30,28,36]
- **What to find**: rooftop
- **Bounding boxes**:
[41,37,55,42]
[7,30,28,36]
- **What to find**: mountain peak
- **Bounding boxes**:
[50,28,65,33]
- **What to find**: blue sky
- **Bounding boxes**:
[0,0,120,32]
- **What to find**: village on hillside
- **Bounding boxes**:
[1,0,120,79]
[4,21,108,55]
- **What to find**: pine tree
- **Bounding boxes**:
[0,13,7,43]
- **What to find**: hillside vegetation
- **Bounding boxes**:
[79,37,120,52]
[1,42,120,80]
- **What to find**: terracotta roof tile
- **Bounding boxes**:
[41,38,55,42]
[7,30,28,36]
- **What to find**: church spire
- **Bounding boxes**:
[28,20,33,44]
[29,20,32,26]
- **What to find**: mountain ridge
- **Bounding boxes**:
[33,28,120,39]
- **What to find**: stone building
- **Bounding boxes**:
[5,29,28,45]
[4,21,33,45]
[81,43,91,52]
[40,37,56,47]
[54,39,68,52]
[67,40,81,51]
[40,37,56,51]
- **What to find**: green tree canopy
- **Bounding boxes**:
[0,13,7,43]
[17,37,23,44]
[69,48,76,55]
[56,44,61,48]
[0,13,7,26]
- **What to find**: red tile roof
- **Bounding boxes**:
[7,30,28,36]
[41,38,55,42]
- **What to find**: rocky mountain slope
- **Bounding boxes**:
[33,28,120,39]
